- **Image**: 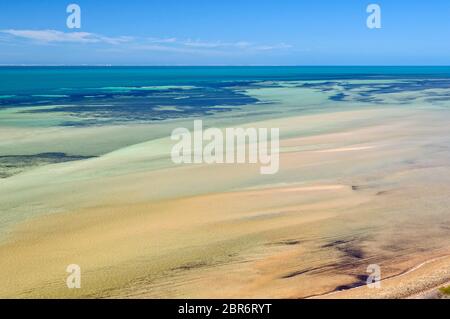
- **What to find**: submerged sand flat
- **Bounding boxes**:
[0,99,450,298]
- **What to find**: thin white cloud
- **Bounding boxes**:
[182,40,252,48]
[147,37,178,44]
[1,29,292,54]
[1,29,132,45]
[253,43,293,51]
[130,44,218,55]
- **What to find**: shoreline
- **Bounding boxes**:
[309,254,450,299]
[0,83,450,298]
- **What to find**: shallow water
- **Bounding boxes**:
[1,67,450,297]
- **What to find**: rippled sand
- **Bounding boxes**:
[0,97,450,298]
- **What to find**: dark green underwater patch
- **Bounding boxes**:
[0,152,94,178]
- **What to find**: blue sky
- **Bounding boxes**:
[0,0,450,65]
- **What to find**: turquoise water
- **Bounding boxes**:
[1,66,450,126]
[2,66,450,94]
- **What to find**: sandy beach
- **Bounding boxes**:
[1,92,449,298]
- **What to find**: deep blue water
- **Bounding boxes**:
[2,66,450,94]
[1,66,450,126]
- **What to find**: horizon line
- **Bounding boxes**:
[2,64,450,67]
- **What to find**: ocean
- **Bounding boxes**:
[1,66,450,298]
[2,66,450,127]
